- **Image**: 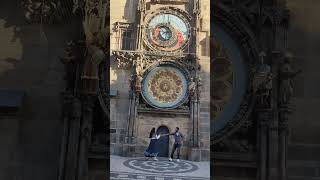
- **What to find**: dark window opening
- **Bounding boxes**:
[121,31,135,50]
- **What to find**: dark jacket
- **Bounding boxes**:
[170,132,183,144]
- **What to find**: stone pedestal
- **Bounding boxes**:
[200,149,210,161]
[188,148,210,161]
[125,136,136,144]
[122,144,137,157]
[188,148,201,161]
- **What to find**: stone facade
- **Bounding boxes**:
[110,0,210,161]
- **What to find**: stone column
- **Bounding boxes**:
[191,97,199,147]
[268,51,281,180]
[78,96,95,180]
[64,97,82,180]
[279,104,290,180]
[126,92,136,144]
[189,72,202,161]
[257,109,271,180]
[58,92,74,180]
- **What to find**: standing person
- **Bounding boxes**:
[144,128,162,161]
[169,127,183,162]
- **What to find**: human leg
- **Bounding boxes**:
[176,144,181,159]
[170,144,177,159]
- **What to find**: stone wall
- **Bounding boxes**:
[0,1,83,179]
[286,0,320,179]
[109,0,133,158]
[110,61,130,155]
[136,113,190,158]
[198,0,211,160]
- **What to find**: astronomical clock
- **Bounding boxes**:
[112,0,210,161]
[143,10,191,52]
[140,7,193,110]
[141,63,189,109]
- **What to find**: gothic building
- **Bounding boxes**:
[110,0,210,161]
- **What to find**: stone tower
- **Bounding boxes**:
[110,0,210,161]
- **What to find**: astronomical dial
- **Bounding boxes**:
[141,64,189,109]
[144,12,191,52]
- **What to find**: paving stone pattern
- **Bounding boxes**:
[110,172,209,180]
[110,156,210,180]
[123,158,198,173]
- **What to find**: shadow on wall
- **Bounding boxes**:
[0,1,83,88]
[0,0,83,180]
[286,0,320,145]
[123,0,137,22]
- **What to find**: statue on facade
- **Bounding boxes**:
[279,53,302,105]
[60,40,84,92]
[134,57,144,94]
[188,78,196,97]
[81,35,106,94]
[252,52,272,108]
[135,74,143,93]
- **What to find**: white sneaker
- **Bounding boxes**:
[169,158,172,161]
[177,159,180,162]
[153,157,158,161]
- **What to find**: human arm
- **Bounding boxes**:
[159,133,170,136]
[169,132,175,136]
[150,134,161,140]
[179,133,184,143]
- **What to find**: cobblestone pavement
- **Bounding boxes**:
[110,155,210,180]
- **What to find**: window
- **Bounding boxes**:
[121,30,135,50]
[112,22,135,51]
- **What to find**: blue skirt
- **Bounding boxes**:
[144,139,158,157]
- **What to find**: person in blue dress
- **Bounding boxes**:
[144,127,164,161]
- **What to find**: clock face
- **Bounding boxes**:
[145,13,191,52]
[141,65,189,109]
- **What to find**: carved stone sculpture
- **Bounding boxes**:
[21,0,59,24]
[112,51,135,69]
[60,40,86,92]
[135,75,143,93]
[279,53,302,105]
[252,52,272,108]
[188,78,196,97]
[81,44,105,94]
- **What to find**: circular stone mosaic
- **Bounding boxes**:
[123,158,198,173]
[142,65,188,109]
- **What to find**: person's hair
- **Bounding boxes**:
[149,128,156,138]
[176,127,179,131]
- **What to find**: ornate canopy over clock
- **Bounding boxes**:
[144,7,191,52]
[141,62,189,109]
